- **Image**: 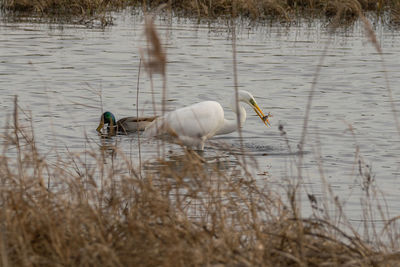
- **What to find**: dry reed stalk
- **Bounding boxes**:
[140,11,168,156]
[143,15,167,76]
[360,14,400,137]
[136,58,143,175]
[230,14,249,170]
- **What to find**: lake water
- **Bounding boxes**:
[1,11,400,226]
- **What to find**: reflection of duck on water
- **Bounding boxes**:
[96,111,157,135]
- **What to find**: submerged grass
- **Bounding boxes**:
[2,0,400,25]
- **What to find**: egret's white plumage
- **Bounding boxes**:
[144,90,270,150]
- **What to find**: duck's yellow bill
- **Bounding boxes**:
[96,117,104,132]
[253,104,271,127]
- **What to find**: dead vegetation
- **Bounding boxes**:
[2,0,400,25]
[1,96,400,266]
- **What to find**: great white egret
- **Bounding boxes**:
[96,111,157,135]
[144,90,271,150]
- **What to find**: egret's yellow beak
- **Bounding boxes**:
[252,104,271,127]
[96,117,104,132]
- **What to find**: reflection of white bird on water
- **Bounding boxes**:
[144,90,271,150]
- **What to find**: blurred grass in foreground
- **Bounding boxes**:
[0,94,399,266]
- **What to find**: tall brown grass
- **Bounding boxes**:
[2,95,400,266]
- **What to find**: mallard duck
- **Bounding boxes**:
[96,111,157,135]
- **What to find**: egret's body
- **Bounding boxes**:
[97,111,157,135]
[144,90,270,150]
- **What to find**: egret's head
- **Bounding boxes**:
[238,90,271,127]
[96,111,117,132]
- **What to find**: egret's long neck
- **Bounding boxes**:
[215,103,246,135]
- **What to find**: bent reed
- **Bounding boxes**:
[2,0,400,25]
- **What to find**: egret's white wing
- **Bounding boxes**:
[144,101,224,147]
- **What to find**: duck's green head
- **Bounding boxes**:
[96,111,116,132]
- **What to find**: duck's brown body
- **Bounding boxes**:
[116,116,157,133]
[96,111,157,135]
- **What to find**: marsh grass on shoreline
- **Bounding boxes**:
[2,0,400,26]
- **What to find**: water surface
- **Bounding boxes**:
[1,12,400,224]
